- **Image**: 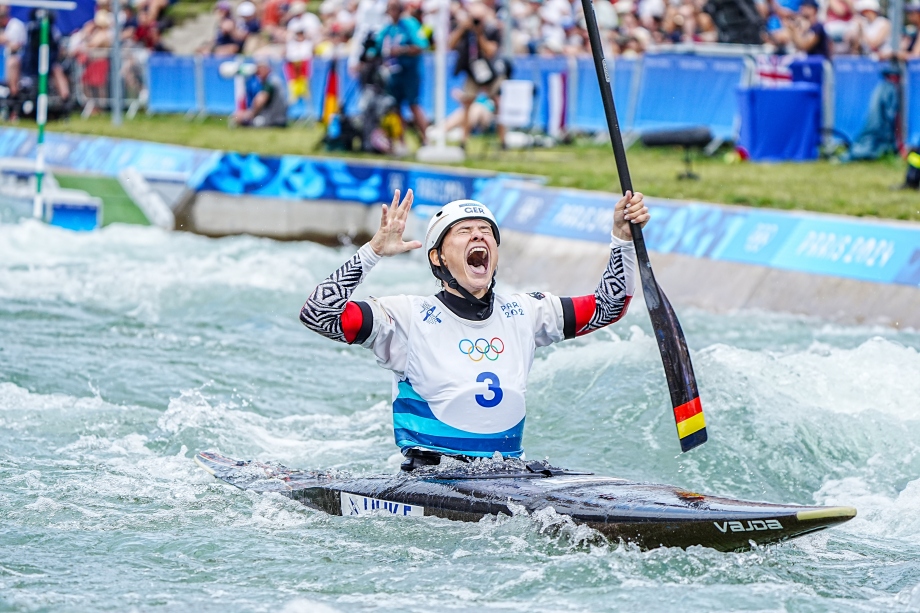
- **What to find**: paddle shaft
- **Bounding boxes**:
[579,0,707,452]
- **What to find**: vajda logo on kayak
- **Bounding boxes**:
[714,519,783,533]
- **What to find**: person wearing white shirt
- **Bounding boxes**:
[0,5,26,97]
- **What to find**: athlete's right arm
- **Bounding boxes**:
[299,189,420,350]
[299,243,380,344]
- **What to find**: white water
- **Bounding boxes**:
[1,218,919,612]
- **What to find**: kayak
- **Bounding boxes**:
[195,451,855,552]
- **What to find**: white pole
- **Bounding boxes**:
[416,0,465,163]
[889,0,903,63]
[32,9,49,219]
[111,0,123,125]
[1,0,78,219]
[434,0,447,150]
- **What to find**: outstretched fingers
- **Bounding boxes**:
[379,203,389,230]
[395,188,414,219]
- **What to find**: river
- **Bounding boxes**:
[1,217,919,612]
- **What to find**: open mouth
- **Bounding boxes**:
[466,246,489,275]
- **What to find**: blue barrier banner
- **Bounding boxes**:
[534,190,614,242]
[569,57,635,132]
[481,179,920,288]
[191,151,501,206]
[644,203,747,258]
[201,57,237,115]
[0,128,216,177]
[3,123,918,288]
[417,53,469,122]
[714,210,803,264]
[907,60,920,146]
[510,55,569,131]
[769,218,919,284]
[633,54,744,140]
[833,56,884,143]
[148,54,198,114]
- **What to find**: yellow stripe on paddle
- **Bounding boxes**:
[677,412,706,440]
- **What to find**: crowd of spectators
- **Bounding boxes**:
[190,0,920,65]
[0,0,175,116]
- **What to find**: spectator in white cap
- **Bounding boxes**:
[849,0,891,57]
[236,1,261,35]
[638,0,665,31]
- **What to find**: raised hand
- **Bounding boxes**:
[612,190,650,242]
[369,189,423,257]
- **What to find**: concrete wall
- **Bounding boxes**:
[176,192,381,244]
[499,230,920,329]
[173,188,920,329]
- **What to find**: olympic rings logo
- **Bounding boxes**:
[458,337,505,361]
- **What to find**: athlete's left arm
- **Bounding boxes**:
[560,237,636,338]
[526,238,636,346]
[528,191,646,346]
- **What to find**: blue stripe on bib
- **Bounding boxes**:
[393,380,524,457]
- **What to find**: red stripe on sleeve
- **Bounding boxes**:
[341,301,364,344]
[571,295,596,336]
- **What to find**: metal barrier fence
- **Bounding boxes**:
[72,47,150,119]
[1,46,916,147]
[141,51,918,147]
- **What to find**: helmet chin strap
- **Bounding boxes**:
[434,246,495,318]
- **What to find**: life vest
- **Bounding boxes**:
[367,291,563,457]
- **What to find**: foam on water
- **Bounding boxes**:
[1,218,919,612]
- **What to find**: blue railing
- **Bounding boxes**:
[832,56,888,143]
[142,52,919,147]
[632,54,746,140]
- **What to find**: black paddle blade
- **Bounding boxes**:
[653,272,707,452]
[579,0,706,452]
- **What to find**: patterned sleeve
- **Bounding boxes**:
[299,243,381,344]
[558,236,637,339]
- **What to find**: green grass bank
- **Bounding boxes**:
[54,174,149,227]
[42,114,920,222]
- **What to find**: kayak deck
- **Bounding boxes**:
[195,451,855,552]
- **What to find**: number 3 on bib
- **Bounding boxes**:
[475,372,503,408]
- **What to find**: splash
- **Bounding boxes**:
[1,218,918,611]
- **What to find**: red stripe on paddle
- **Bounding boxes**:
[673,396,703,423]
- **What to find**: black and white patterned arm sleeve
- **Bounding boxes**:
[300,243,381,343]
[581,236,637,334]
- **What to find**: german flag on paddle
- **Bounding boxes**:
[674,395,707,451]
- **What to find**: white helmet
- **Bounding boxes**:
[424,199,501,255]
